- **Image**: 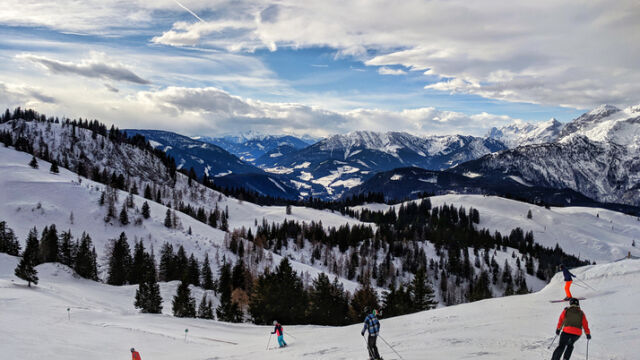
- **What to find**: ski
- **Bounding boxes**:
[549,297,586,303]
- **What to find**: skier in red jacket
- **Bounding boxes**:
[131,348,142,360]
[551,298,591,360]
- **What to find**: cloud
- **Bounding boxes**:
[18,53,151,85]
[148,0,639,109]
[377,67,407,76]
[0,82,56,107]
[134,86,517,137]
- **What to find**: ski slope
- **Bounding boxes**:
[1,253,638,360]
[353,194,640,263]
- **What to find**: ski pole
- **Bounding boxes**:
[547,328,562,350]
[576,278,597,292]
[586,339,589,360]
[266,333,272,350]
[286,332,298,339]
[379,335,406,360]
[362,334,374,359]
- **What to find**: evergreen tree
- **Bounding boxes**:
[49,160,59,174]
[187,254,200,286]
[174,246,188,280]
[307,273,349,325]
[58,230,74,266]
[74,232,98,280]
[15,228,39,287]
[468,270,492,302]
[39,224,59,263]
[201,253,215,290]
[119,202,129,225]
[215,262,242,322]
[29,156,38,169]
[411,267,437,311]
[197,293,215,319]
[130,240,146,285]
[164,209,172,228]
[107,232,132,285]
[143,185,152,200]
[158,242,175,281]
[134,248,162,314]
[249,258,307,325]
[0,221,21,256]
[172,280,196,318]
[141,201,150,219]
[382,284,412,317]
[349,279,379,323]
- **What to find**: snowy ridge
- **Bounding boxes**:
[486,118,564,148]
[1,253,638,359]
[352,194,640,263]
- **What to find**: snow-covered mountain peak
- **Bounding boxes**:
[486,118,564,148]
[587,104,620,116]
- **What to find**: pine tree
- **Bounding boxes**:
[349,279,379,323]
[29,156,38,169]
[107,232,132,285]
[141,201,150,219]
[197,293,214,319]
[307,273,349,325]
[172,280,196,318]
[411,267,437,311]
[49,160,59,174]
[158,243,175,282]
[74,232,98,280]
[39,224,59,263]
[468,270,492,302]
[187,254,200,286]
[527,209,533,219]
[134,247,162,314]
[119,202,129,225]
[249,258,308,325]
[130,240,146,285]
[164,209,172,228]
[0,221,21,256]
[15,228,39,287]
[201,253,215,290]
[58,230,74,266]
[144,185,152,200]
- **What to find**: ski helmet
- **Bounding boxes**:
[273,320,278,325]
[569,298,580,306]
[130,348,135,352]
[372,309,378,316]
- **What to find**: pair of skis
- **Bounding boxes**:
[549,296,586,303]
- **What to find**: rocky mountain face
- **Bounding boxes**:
[452,105,640,207]
[257,131,506,199]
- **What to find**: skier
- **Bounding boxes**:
[271,320,287,348]
[551,298,591,360]
[130,348,142,360]
[560,264,577,300]
[361,309,382,360]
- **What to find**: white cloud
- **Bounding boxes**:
[377,67,407,76]
[17,53,151,84]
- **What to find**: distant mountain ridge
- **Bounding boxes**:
[197,134,315,164]
[486,118,564,148]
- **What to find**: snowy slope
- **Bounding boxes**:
[0,145,367,291]
[1,253,638,360]
[352,195,640,263]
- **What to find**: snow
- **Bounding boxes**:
[1,252,638,359]
[293,162,311,169]
[508,175,533,187]
[148,140,162,148]
[353,194,640,263]
[269,152,282,158]
[262,166,294,175]
[390,174,403,181]
[267,177,286,193]
[463,171,482,178]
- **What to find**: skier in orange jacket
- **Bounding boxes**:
[131,348,142,360]
[551,298,591,360]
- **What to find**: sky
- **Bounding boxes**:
[0,0,638,138]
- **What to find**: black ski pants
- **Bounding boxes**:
[551,332,581,360]
[368,335,381,360]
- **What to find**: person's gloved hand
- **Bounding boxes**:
[361,331,365,336]
[271,332,275,334]
[586,334,591,340]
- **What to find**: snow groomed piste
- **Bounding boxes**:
[1,253,638,359]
